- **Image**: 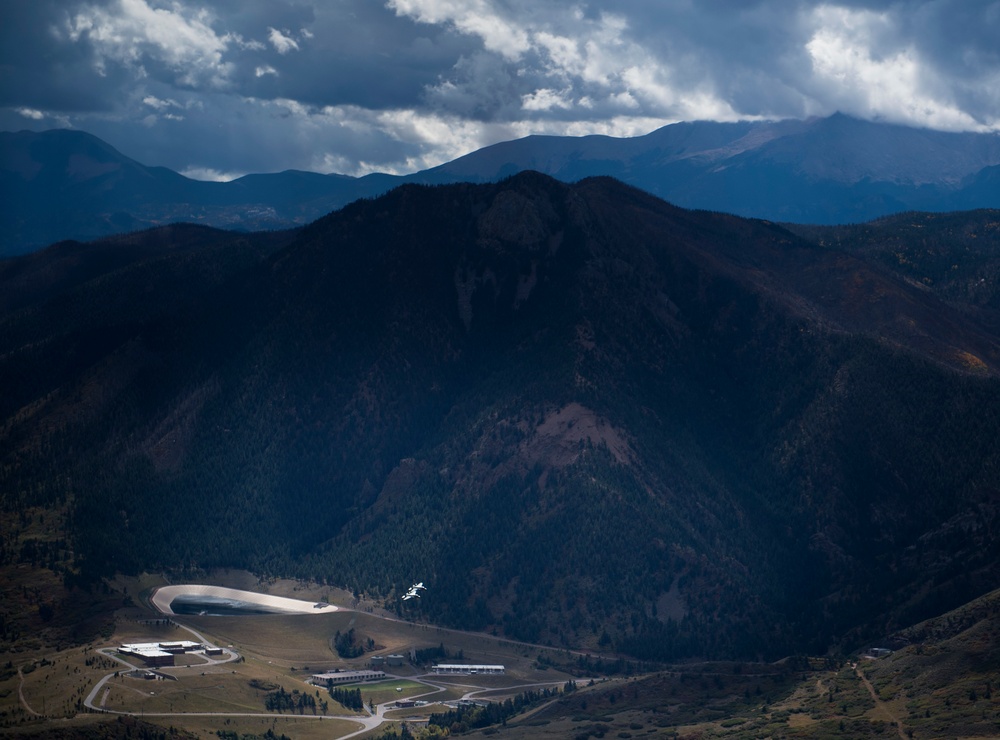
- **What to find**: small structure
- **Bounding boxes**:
[311,670,386,685]
[432,664,505,675]
[865,647,892,659]
[205,647,224,656]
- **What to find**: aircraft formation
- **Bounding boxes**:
[402,582,426,601]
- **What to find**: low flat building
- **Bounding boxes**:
[119,641,204,667]
[432,664,505,675]
[158,641,202,653]
[119,644,175,667]
[311,670,386,685]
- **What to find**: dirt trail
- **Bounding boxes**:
[854,664,906,740]
[17,665,41,717]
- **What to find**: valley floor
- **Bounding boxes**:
[4,574,1000,739]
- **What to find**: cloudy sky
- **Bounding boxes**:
[2,0,998,179]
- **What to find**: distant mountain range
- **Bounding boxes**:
[3,113,999,255]
[3,172,1000,659]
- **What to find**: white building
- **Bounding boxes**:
[119,641,202,667]
[311,670,386,685]
[432,664,505,675]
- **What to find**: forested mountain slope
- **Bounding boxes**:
[787,210,1000,331]
[2,173,999,660]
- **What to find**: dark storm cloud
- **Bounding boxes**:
[1,0,997,178]
[0,0,127,112]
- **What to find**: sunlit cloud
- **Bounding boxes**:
[64,0,234,87]
[267,27,299,54]
[805,4,987,132]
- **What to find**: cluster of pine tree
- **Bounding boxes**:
[263,688,316,714]
[328,686,364,711]
[428,687,559,733]
[334,628,367,658]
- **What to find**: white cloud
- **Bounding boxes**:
[180,166,246,181]
[535,13,631,88]
[521,88,572,112]
[387,0,530,60]
[389,1,738,125]
[66,0,234,88]
[20,0,998,179]
[16,107,47,120]
[267,27,300,54]
[140,93,185,120]
[246,93,679,177]
[227,33,266,52]
[142,94,180,111]
[12,107,72,127]
[805,4,987,131]
[243,97,518,176]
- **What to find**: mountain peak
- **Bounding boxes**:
[4,114,1000,255]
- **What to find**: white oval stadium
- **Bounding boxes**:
[152,585,337,616]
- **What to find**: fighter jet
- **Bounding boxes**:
[402,583,427,600]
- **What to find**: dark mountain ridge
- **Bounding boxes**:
[0,128,385,254]
[3,113,999,255]
[2,173,1000,660]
